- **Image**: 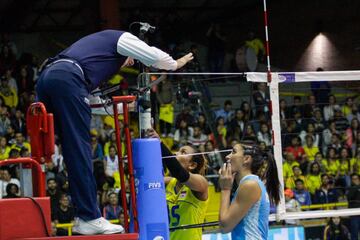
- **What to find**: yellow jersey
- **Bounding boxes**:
[283,161,300,179]
[166,178,209,240]
[0,146,11,160]
[322,159,340,176]
[306,174,322,194]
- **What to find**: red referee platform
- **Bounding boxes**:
[0,100,139,240]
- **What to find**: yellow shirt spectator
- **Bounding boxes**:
[11,142,31,152]
[322,159,340,176]
[339,159,350,176]
[306,174,322,195]
[303,145,319,161]
[0,146,11,160]
[283,161,300,180]
[0,84,18,108]
[350,158,360,175]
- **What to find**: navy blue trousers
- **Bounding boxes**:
[36,62,101,220]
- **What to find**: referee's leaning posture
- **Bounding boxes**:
[36,30,193,235]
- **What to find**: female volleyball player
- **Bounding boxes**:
[219,143,280,240]
[147,129,209,240]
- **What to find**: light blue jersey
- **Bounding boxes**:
[231,174,270,240]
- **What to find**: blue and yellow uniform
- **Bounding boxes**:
[166,178,209,240]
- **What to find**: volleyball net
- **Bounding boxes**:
[134,70,360,222]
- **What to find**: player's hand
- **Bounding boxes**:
[146,128,160,139]
[176,52,194,70]
[219,161,235,190]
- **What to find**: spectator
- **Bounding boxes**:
[240,101,253,121]
[283,152,300,180]
[299,123,320,147]
[0,77,18,108]
[16,65,34,95]
[157,75,174,137]
[293,179,312,206]
[334,107,350,132]
[293,109,306,133]
[347,173,360,240]
[323,95,340,121]
[104,146,119,178]
[53,194,75,236]
[2,183,19,198]
[284,189,301,225]
[337,148,351,187]
[323,147,340,177]
[10,132,30,152]
[0,136,10,160]
[286,165,309,190]
[187,125,208,147]
[205,140,222,172]
[227,109,246,141]
[104,131,125,157]
[3,68,17,93]
[103,192,122,220]
[175,105,195,128]
[173,119,193,149]
[303,135,320,161]
[329,134,343,156]
[10,109,26,137]
[206,23,226,72]
[345,118,360,154]
[311,68,331,107]
[90,130,103,162]
[323,217,351,240]
[245,31,265,61]
[215,100,234,124]
[310,108,326,134]
[0,168,20,198]
[252,83,270,118]
[242,124,257,142]
[303,94,318,119]
[196,113,211,135]
[215,117,227,148]
[279,99,291,120]
[282,120,298,149]
[285,136,305,161]
[257,122,272,147]
[47,178,62,214]
[314,174,338,204]
[290,96,304,118]
[341,97,355,121]
[306,161,321,195]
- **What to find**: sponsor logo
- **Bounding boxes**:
[278,73,295,83]
[144,182,163,191]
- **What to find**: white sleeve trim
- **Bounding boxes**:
[117,32,177,71]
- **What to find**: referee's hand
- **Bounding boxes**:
[176,52,194,70]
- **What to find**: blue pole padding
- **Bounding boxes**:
[132,138,169,240]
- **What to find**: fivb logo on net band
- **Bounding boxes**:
[144,181,163,191]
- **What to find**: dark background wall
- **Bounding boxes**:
[3,0,360,71]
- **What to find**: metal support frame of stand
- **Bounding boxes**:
[107,95,138,233]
